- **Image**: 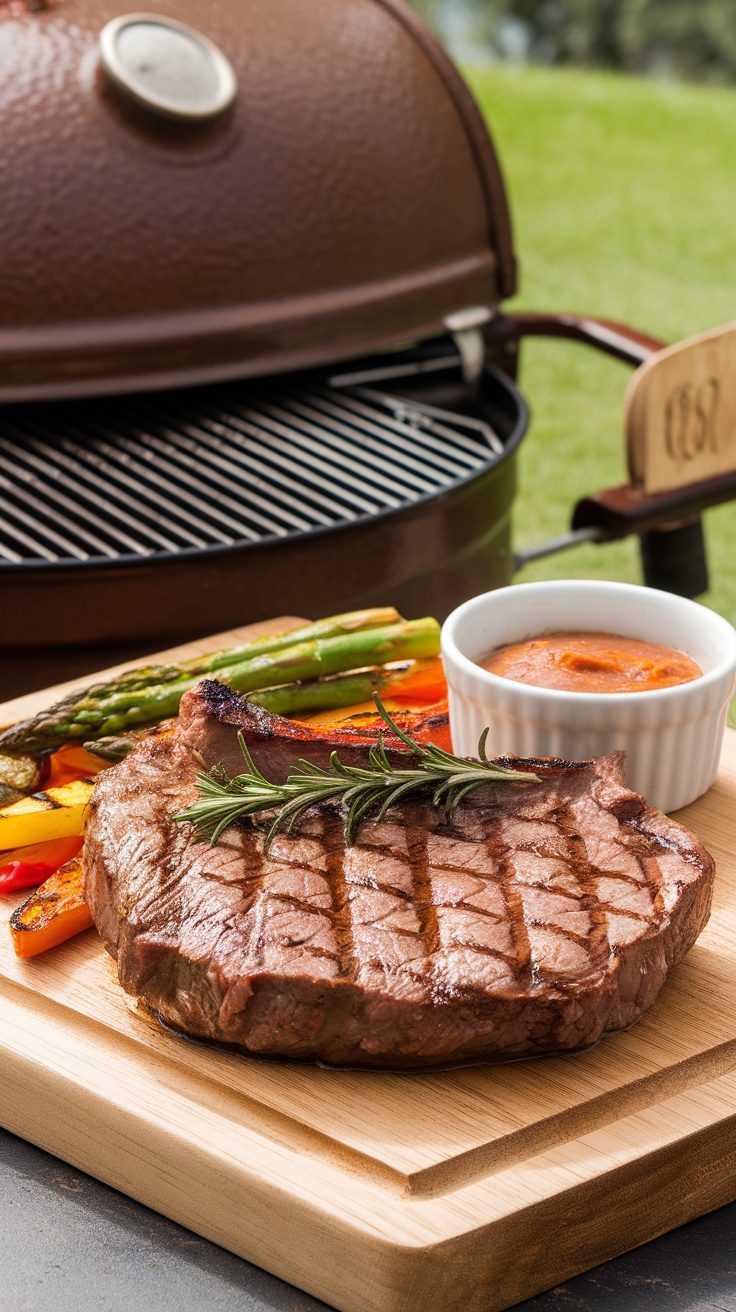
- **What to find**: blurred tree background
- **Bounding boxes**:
[412,0,736,83]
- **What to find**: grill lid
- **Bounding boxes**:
[0,0,515,403]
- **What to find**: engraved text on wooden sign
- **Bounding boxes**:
[626,321,736,494]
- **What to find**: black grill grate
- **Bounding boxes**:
[0,376,504,568]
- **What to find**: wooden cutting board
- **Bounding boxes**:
[3,618,736,1312]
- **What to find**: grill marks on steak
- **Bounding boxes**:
[83,718,714,1067]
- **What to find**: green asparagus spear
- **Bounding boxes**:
[0,616,438,755]
[82,720,179,763]
[74,611,404,720]
[85,660,438,754]
[0,609,401,756]
[249,661,432,717]
[249,669,408,717]
[82,736,138,763]
[179,608,401,677]
[97,609,403,696]
[85,619,440,736]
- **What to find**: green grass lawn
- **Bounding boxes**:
[463,64,736,638]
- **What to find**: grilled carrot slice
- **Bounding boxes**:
[9,856,93,958]
[386,656,447,703]
[45,745,111,788]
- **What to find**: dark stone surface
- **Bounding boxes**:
[0,1130,329,1312]
[515,1213,736,1312]
[3,1125,736,1312]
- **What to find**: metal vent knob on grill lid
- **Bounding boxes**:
[99,13,237,121]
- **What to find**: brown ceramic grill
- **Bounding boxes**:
[1,0,734,696]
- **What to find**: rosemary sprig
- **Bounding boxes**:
[176,699,539,852]
[176,700,539,850]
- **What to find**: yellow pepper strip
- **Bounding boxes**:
[0,779,94,850]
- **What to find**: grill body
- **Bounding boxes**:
[0,344,526,691]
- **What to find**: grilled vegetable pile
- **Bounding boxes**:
[0,609,440,756]
[0,607,448,959]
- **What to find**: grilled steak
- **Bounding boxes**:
[83,691,714,1068]
[177,678,452,781]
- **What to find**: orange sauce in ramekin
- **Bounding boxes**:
[480,631,702,694]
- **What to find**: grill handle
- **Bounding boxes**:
[496,311,728,599]
[488,304,661,372]
[570,471,736,597]
[494,310,662,369]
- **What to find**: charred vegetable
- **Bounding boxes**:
[0,751,43,793]
[9,855,93,958]
[0,778,94,849]
[0,784,26,807]
[248,657,446,717]
[0,836,84,893]
[0,615,439,756]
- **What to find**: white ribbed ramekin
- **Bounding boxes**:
[441,580,736,813]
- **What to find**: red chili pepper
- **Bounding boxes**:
[0,860,57,893]
[0,835,84,893]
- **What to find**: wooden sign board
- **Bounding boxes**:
[626,320,736,494]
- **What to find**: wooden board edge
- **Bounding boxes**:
[0,982,430,1312]
[8,973,736,1312]
[449,1111,736,1312]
